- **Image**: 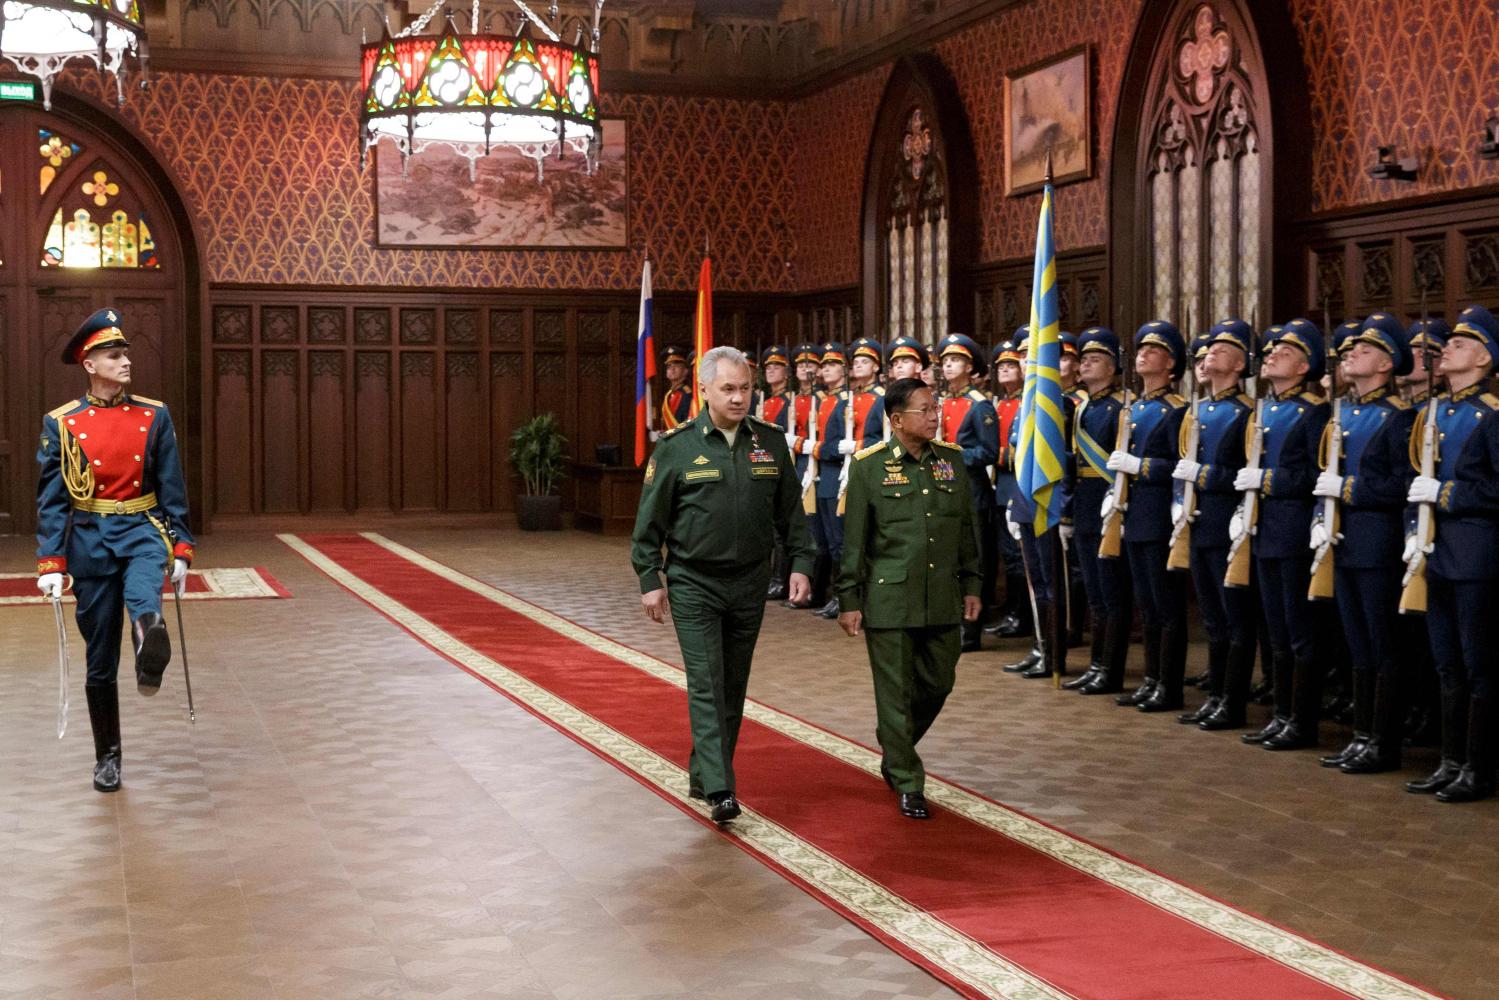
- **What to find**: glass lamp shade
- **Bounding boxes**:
[359,16,602,179]
[0,0,149,108]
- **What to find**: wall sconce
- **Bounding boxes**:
[1480,115,1499,160]
[1368,144,1418,182]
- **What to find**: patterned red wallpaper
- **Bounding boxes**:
[1289,0,1499,212]
[64,71,797,292]
[787,66,891,292]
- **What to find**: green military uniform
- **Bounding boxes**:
[631,410,816,798]
[835,436,981,793]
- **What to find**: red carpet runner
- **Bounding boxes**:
[283,532,1440,1000]
[0,567,289,606]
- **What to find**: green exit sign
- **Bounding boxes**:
[0,80,38,102]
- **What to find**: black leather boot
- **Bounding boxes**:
[1140,623,1187,712]
[133,612,171,696]
[991,573,1034,638]
[1064,624,1106,689]
[1323,669,1374,768]
[815,597,841,619]
[85,683,122,792]
[765,544,787,601]
[1177,640,1227,723]
[1118,625,1160,705]
[1082,613,1129,695]
[1342,672,1404,774]
[1264,653,1322,750]
[1243,652,1292,744]
[1437,694,1496,803]
[1200,640,1253,730]
[1021,603,1058,679]
[1408,684,1468,794]
[1005,646,1043,672]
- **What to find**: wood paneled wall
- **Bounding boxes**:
[203,286,790,520]
[971,248,1110,345]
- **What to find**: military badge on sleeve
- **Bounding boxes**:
[644,458,656,484]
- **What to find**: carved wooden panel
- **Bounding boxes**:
[214,305,251,343]
[355,307,390,344]
[401,309,436,345]
[445,309,479,345]
[260,351,300,512]
[307,351,346,511]
[445,352,483,510]
[309,307,346,344]
[355,352,392,510]
[261,306,298,344]
[212,350,252,514]
[399,352,437,508]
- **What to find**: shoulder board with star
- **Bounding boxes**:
[659,423,689,441]
[872,385,886,396]
[749,414,781,431]
[131,395,165,407]
[932,439,962,451]
[853,441,888,461]
[965,388,986,401]
[1483,392,1499,410]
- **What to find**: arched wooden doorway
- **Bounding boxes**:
[1109,0,1310,331]
[0,94,200,536]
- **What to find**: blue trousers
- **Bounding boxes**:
[1257,555,1316,662]
[1127,539,1186,633]
[1077,530,1129,619]
[74,551,169,685]
[813,496,844,568]
[1334,565,1400,678]
[1427,574,1499,696]
[1191,546,1255,649]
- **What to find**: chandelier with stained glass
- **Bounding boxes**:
[0,0,149,109]
[360,0,604,179]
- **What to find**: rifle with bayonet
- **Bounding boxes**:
[1400,289,1437,614]
[1225,320,1264,589]
[1099,333,1134,559]
[1308,300,1341,600]
[1167,353,1200,572]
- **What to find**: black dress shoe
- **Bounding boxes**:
[781,599,810,610]
[1137,686,1184,713]
[1021,661,1054,679]
[1340,740,1401,775]
[766,581,787,601]
[1062,667,1100,691]
[1003,648,1042,673]
[1080,674,1124,695]
[93,752,121,793]
[1118,679,1157,707]
[996,614,1034,639]
[814,598,840,619]
[1262,721,1317,751]
[1407,758,1463,794]
[1177,697,1220,725]
[1319,735,1367,768]
[898,792,931,820]
[707,792,741,823]
[133,612,171,696]
[1198,702,1246,731]
[1436,767,1496,803]
[1241,716,1286,745]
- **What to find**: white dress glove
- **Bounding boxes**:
[837,439,857,455]
[1106,450,1141,476]
[783,431,798,451]
[1408,475,1441,505]
[1402,533,1422,565]
[648,430,660,443]
[800,439,815,456]
[1172,459,1202,483]
[1058,523,1074,544]
[1099,493,1116,524]
[1313,471,1344,499]
[171,558,189,596]
[37,572,64,599]
[1229,510,1246,544]
[1005,507,1022,540]
[1233,467,1264,492]
[1171,500,1185,525]
[1310,520,1330,551]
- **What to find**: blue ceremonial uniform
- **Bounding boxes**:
[37,393,196,685]
[1073,384,1132,682]
[1253,386,1329,656]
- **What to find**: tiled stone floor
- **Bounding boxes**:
[2,527,1496,999]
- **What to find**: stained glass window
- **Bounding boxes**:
[1144,5,1263,330]
[39,160,159,269]
[38,128,82,196]
[882,103,949,350]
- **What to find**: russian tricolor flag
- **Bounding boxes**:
[634,259,657,466]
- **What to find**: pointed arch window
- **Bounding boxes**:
[883,107,950,344]
[37,128,159,270]
[1143,4,1264,328]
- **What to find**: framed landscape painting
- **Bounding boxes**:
[375,118,629,250]
[1004,46,1092,197]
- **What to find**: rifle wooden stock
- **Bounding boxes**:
[1308,542,1336,599]
[1098,396,1131,559]
[1399,557,1428,614]
[1166,518,1192,570]
[1224,531,1253,587]
[1224,402,1265,589]
[1098,506,1124,558]
[801,391,819,514]
[1400,396,1439,615]
[1308,395,1342,601]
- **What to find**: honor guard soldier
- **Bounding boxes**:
[836,377,982,819]
[861,337,930,445]
[36,307,196,792]
[1311,314,1416,772]
[1403,305,1499,802]
[1172,320,1257,726]
[658,346,693,432]
[782,343,827,607]
[843,336,887,448]
[631,347,816,823]
[1233,320,1330,743]
[759,345,795,600]
[808,343,852,618]
[987,335,1029,638]
[1066,328,1133,695]
[1107,322,1191,711]
[935,333,1001,651]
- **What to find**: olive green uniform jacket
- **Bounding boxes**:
[631,411,816,591]
[835,437,982,626]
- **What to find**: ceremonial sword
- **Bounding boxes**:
[50,589,71,739]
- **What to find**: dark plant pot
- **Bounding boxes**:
[516,493,563,531]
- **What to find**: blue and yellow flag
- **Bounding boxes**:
[1014,183,1067,533]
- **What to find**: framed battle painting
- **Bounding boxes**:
[1003,46,1092,197]
[375,117,629,250]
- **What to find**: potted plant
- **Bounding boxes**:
[509,413,567,531]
